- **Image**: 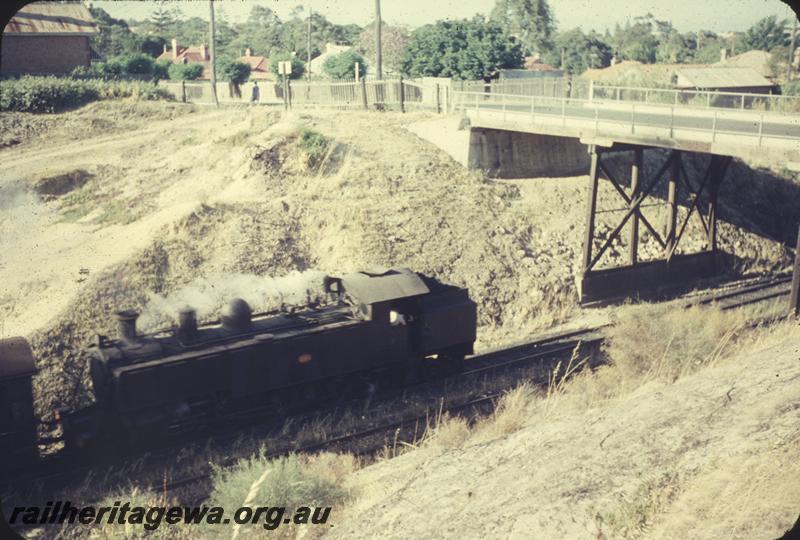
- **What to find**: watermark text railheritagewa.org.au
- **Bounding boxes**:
[8,501,331,531]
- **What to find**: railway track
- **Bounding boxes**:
[3,273,793,505]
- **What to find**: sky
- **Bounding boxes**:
[91,0,797,33]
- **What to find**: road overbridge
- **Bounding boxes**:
[452,90,800,303]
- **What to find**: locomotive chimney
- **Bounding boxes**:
[178,308,197,340]
[116,310,139,343]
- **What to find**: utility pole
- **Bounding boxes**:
[208,0,219,107]
[374,0,382,80]
[788,17,798,82]
[307,6,312,80]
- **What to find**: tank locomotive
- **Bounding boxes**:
[0,268,477,465]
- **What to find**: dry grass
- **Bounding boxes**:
[421,414,472,452]
[603,303,749,387]
[593,469,685,539]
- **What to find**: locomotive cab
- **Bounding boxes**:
[0,337,39,469]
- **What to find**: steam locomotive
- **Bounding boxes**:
[0,268,477,467]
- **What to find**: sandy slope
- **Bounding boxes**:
[0,102,795,417]
[331,324,800,539]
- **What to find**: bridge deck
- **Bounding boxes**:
[454,91,800,169]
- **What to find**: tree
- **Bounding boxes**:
[357,23,409,74]
[89,7,141,58]
[401,16,524,80]
[139,36,167,58]
[741,16,787,52]
[270,53,305,79]
[656,32,694,63]
[490,0,555,57]
[323,50,367,79]
[692,33,728,63]
[612,17,658,63]
[546,29,612,74]
[219,6,284,59]
[149,1,178,34]
[767,45,790,79]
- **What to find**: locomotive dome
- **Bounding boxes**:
[221,297,253,329]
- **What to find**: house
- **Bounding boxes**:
[307,42,351,78]
[580,60,711,86]
[157,38,211,79]
[499,57,564,79]
[239,48,273,80]
[524,56,561,72]
[673,66,776,93]
[715,49,773,79]
[1,2,98,76]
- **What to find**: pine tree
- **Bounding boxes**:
[150,1,177,35]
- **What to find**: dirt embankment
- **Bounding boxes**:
[330,325,800,539]
[0,103,796,417]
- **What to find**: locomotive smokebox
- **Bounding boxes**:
[115,310,139,343]
[178,308,197,340]
[222,298,252,331]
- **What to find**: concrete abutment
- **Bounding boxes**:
[467,128,590,178]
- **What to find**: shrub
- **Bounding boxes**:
[153,59,171,82]
[168,62,204,81]
[94,58,126,79]
[70,60,124,81]
[0,76,172,113]
[209,452,353,537]
[120,52,156,76]
[296,128,330,169]
[0,76,100,112]
[781,80,800,96]
[323,50,367,80]
[218,58,251,84]
[269,53,305,80]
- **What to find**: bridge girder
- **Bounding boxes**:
[579,144,732,305]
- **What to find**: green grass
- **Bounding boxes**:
[296,128,330,170]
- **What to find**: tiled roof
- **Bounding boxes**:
[714,50,772,78]
[675,67,773,89]
[240,55,268,71]
[4,2,98,36]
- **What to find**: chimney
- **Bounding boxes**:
[245,47,252,57]
[171,38,178,60]
[720,48,728,62]
[116,310,139,343]
[178,308,197,341]
[200,44,208,61]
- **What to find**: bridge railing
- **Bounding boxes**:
[453,79,800,115]
[591,84,800,115]
[451,90,799,149]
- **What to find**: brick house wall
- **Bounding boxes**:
[1,35,92,75]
